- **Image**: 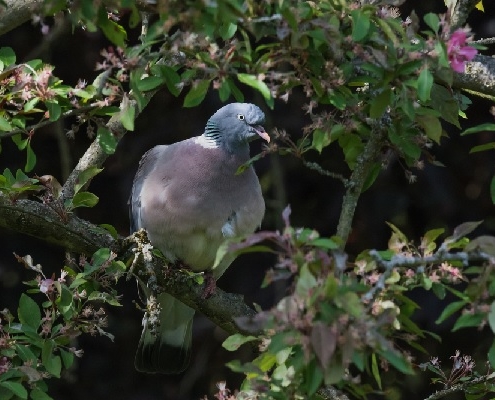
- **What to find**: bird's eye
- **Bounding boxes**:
[237,114,245,121]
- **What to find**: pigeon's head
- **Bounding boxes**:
[205,103,270,151]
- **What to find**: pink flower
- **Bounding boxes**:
[447,29,477,73]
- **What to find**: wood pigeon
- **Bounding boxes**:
[129,103,269,373]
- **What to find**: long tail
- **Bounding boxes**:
[135,292,195,373]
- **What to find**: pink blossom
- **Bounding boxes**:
[447,29,477,73]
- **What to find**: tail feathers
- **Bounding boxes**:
[135,293,195,374]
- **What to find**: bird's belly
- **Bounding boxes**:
[148,229,222,271]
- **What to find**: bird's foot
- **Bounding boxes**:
[202,271,216,299]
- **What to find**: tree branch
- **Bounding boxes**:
[0,193,256,336]
[0,0,43,37]
[0,104,99,140]
[453,55,495,97]
[336,126,386,246]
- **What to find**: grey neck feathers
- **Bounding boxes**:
[202,121,249,156]
[203,121,222,147]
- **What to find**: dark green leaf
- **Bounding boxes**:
[97,126,117,154]
[430,84,460,128]
[136,76,164,92]
[469,142,495,153]
[183,80,210,108]
[371,353,382,389]
[491,175,495,205]
[351,9,370,41]
[377,348,414,374]
[0,382,27,399]
[18,293,41,330]
[222,334,257,351]
[59,349,74,370]
[42,340,61,377]
[74,166,103,194]
[157,65,181,96]
[416,115,442,144]
[461,123,495,135]
[0,47,16,69]
[45,102,61,122]
[489,301,495,334]
[71,191,99,208]
[98,17,127,48]
[120,96,135,131]
[0,116,12,131]
[452,312,485,331]
[30,388,53,400]
[435,300,466,324]
[25,141,36,172]
[237,73,273,109]
[417,68,433,102]
[424,13,440,33]
[488,339,495,368]
[312,129,331,153]
[370,88,392,119]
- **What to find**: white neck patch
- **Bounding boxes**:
[193,135,220,149]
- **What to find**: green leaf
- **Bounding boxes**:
[136,76,164,92]
[296,264,317,296]
[452,312,485,331]
[489,339,495,368]
[417,68,433,102]
[18,293,41,330]
[0,381,27,399]
[461,123,495,135]
[424,13,440,33]
[99,223,118,238]
[71,191,99,208]
[74,166,103,194]
[98,17,127,48]
[469,142,495,153]
[60,349,75,370]
[120,96,135,131]
[30,388,53,400]
[0,116,12,131]
[0,47,16,69]
[87,291,122,306]
[183,80,210,108]
[222,334,257,351]
[351,9,370,41]
[377,348,414,374]
[435,300,467,324]
[312,129,331,153]
[156,65,180,96]
[237,73,273,108]
[370,88,392,119]
[45,102,61,121]
[430,84,460,128]
[489,302,495,334]
[42,340,61,377]
[25,141,36,172]
[491,175,495,205]
[416,115,442,144]
[371,353,382,390]
[219,22,237,40]
[97,126,117,154]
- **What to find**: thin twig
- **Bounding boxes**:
[0,104,99,139]
[303,160,348,185]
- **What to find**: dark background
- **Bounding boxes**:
[1,2,495,399]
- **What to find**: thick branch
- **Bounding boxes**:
[336,128,386,246]
[453,55,495,97]
[0,193,256,335]
[0,0,43,37]
[449,0,479,31]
